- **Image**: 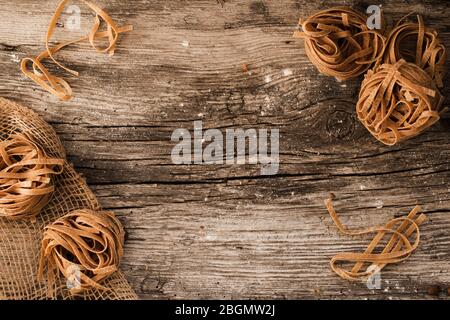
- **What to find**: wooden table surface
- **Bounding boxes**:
[0,0,449,299]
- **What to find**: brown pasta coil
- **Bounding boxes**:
[380,14,446,88]
[356,59,444,145]
[293,7,385,81]
[0,133,64,220]
[38,209,125,296]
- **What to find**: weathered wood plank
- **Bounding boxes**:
[0,0,449,299]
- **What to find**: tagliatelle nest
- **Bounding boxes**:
[294,7,447,145]
[356,59,444,145]
[0,133,64,220]
[380,14,446,88]
[293,6,385,81]
[38,209,125,296]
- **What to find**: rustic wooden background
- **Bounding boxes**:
[0,0,449,299]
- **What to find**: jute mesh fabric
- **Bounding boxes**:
[0,97,137,300]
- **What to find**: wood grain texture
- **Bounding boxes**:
[1,0,450,299]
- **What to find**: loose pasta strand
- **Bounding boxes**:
[324,196,427,281]
[20,0,133,101]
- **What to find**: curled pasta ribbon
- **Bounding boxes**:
[20,0,133,101]
[38,209,125,296]
[293,6,385,81]
[0,133,64,220]
[380,14,446,88]
[325,197,427,282]
[357,59,444,145]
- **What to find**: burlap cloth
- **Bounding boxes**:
[0,97,137,300]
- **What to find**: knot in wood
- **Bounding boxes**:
[326,109,355,139]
